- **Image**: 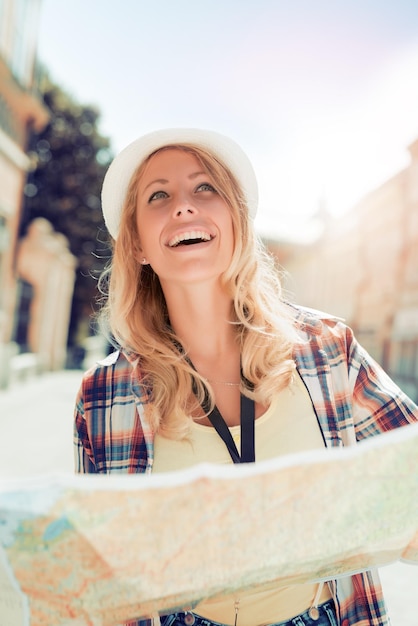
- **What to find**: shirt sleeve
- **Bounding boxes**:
[73,383,97,473]
[346,324,418,440]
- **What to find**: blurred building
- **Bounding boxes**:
[0,0,49,386]
[16,218,77,372]
[270,139,418,402]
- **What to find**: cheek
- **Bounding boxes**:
[134,220,151,258]
[134,217,143,247]
[135,208,149,237]
[136,214,161,254]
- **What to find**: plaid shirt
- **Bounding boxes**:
[74,305,418,626]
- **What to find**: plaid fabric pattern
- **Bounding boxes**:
[74,305,418,626]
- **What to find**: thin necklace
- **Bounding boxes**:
[206,379,241,387]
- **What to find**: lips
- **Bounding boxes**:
[167,230,214,247]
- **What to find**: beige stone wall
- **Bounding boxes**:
[271,140,418,401]
[0,0,49,387]
[0,148,27,343]
[16,219,77,371]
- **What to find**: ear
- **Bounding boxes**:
[133,251,148,265]
[133,243,147,265]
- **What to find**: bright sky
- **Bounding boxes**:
[37,0,418,241]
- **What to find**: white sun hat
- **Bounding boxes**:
[101,128,258,239]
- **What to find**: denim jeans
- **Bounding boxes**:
[160,600,338,626]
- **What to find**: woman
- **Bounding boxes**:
[74,128,418,626]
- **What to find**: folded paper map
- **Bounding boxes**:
[1,422,418,626]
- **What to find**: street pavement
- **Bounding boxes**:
[0,369,417,624]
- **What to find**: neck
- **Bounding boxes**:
[162,281,240,379]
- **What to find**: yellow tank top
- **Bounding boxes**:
[153,372,331,624]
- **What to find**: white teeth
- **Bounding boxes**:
[168,231,212,247]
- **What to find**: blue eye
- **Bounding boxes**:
[148,190,168,202]
[196,183,217,193]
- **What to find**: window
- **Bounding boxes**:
[1,0,41,88]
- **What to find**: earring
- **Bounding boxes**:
[141,258,148,265]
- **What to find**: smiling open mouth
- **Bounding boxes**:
[168,231,214,247]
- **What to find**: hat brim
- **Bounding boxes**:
[101,128,258,239]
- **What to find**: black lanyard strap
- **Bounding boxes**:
[239,393,255,463]
[189,359,256,464]
[206,393,255,464]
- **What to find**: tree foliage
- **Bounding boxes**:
[21,75,113,349]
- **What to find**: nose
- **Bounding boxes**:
[172,199,197,218]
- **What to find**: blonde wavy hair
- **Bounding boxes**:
[99,144,300,438]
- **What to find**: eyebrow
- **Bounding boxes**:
[143,171,207,192]
[143,178,168,192]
